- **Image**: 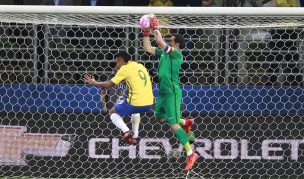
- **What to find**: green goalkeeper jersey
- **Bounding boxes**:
[155,47,183,94]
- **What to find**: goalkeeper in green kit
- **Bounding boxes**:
[142,14,198,171]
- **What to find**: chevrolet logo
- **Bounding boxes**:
[0,125,73,165]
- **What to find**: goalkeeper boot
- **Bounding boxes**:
[184,151,199,171]
[184,118,194,134]
[119,130,134,146]
[127,137,140,145]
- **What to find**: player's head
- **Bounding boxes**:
[115,52,131,70]
[170,33,185,49]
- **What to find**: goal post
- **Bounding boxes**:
[0,6,303,28]
[0,6,304,178]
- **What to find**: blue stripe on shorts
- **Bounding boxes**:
[114,99,153,117]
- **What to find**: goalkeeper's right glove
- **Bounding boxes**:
[143,28,151,37]
[150,14,160,30]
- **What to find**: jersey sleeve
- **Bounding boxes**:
[155,47,163,58]
[169,48,182,59]
[156,46,182,59]
[111,66,127,84]
[163,44,182,59]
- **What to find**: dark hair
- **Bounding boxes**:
[115,52,131,62]
[172,33,185,49]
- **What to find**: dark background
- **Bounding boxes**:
[0,111,303,178]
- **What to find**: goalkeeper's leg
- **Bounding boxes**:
[179,118,195,144]
[179,118,194,133]
[170,124,199,171]
[161,93,198,171]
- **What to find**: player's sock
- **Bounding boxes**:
[110,113,129,133]
[179,118,185,126]
[175,128,194,156]
[131,113,140,138]
[175,127,190,146]
[184,142,193,156]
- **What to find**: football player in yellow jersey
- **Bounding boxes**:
[84,52,154,145]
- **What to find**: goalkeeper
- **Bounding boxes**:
[142,15,198,171]
[84,52,154,145]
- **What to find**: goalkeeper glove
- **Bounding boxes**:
[143,28,151,37]
[150,14,160,30]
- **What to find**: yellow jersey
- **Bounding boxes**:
[111,61,154,106]
[275,0,298,6]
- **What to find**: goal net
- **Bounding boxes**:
[0,6,304,178]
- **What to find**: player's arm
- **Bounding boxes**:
[83,74,115,88]
[154,29,177,56]
[143,14,162,56]
[150,16,172,54]
[143,34,156,56]
[153,30,166,50]
[148,15,166,50]
[110,66,127,86]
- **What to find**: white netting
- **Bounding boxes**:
[0,6,304,29]
[1,14,304,29]
[0,6,304,179]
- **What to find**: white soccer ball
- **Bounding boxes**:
[139,15,151,29]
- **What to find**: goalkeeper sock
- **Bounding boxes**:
[175,127,189,145]
[184,142,193,156]
[110,113,129,133]
[131,113,140,138]
[179,118,185,126]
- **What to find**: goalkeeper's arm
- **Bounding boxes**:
[153,30,166,50]
[150,15,167,51]
[143,34,156,56]
[143,14,162,56]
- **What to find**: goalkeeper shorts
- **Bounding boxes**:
[114,99,153,117]
[155,92,182,125]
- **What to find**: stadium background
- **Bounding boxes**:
[0,4,304,179]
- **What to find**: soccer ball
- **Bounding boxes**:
[139,15,151,29]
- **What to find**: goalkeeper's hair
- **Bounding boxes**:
[172,33,185,49]
[115,52,131,62]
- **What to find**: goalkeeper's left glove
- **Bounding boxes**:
[150,14,160,30]
[143,28,151,37]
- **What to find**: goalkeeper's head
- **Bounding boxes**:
[115,52,131,70]
[170,33,185,50]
